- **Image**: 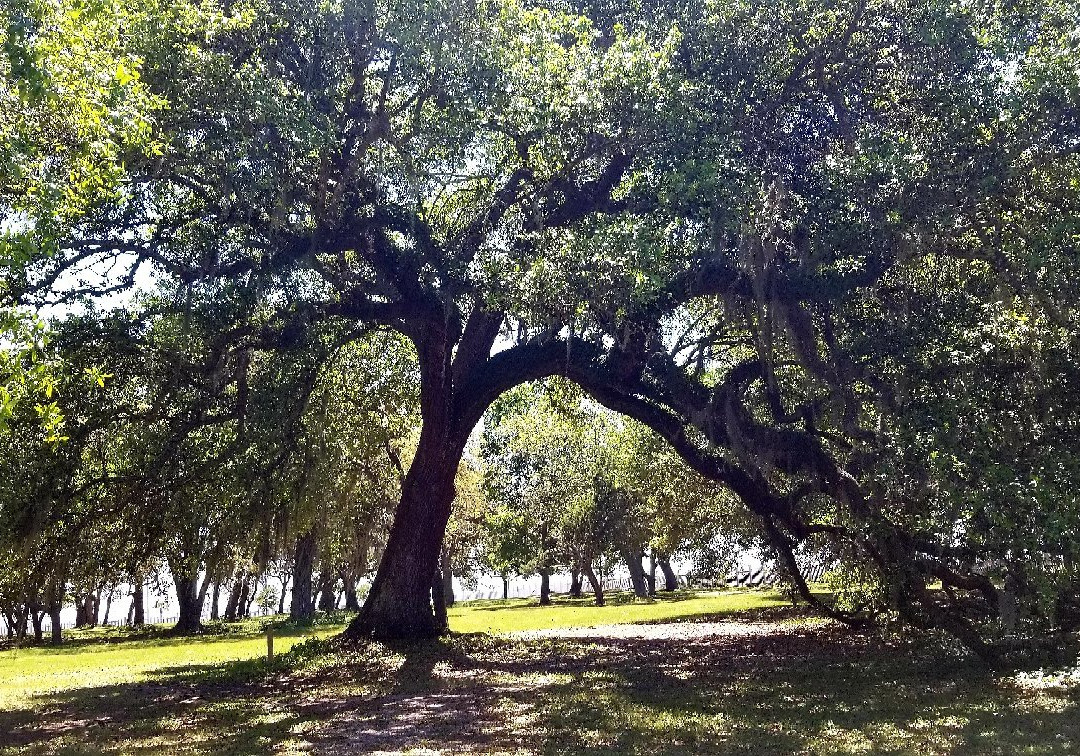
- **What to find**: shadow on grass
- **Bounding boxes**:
[3,617,1079,755]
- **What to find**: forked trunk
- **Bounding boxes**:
[345,311,525,640]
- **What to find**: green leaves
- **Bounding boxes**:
[1,0,164,282]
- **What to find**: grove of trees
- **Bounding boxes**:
[2,0,1078,658]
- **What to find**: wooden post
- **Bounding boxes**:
[266,627,274,661]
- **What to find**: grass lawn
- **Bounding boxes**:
[0,616,347,711]
[446,588,788,634]
[0,589,1077,755]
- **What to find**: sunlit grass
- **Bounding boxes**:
[446,587,789,634]
[0,617,344,711]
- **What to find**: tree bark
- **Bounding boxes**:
[623,547,649,598]
[345,310,545,640]
[431,565,448,634]
[210,580,221,620]
[440,548,455,607]
[346,410,465,639]
[49,601,62,645]
[291,530,317,622]
[237,575,252,619]
[224,573,243,621]
[243,580,258,618]
[658,557,679,591]
[102,589,113,626]
[569,569,583,598]
[132,579,145,626]
[582,563,605,606]
[172,571,204,634]
[316,571,336,612]
[539,569,551,606]
[31,608,44,642]
[343,570,361,611]
[278,573,290,614]
[74,594,87,628]
[15,604,28,640]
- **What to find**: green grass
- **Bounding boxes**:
[446,588,787,634]
[0,616,345,711]
[0,589,1077,755]
[0,589,776,711]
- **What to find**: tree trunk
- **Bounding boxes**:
[647,553,657,597]
[569,569,582,598]
[316,571,336,612]
[243,580,258,618]
[291,530,317,622]
[440,548,455,607]
[502,574,510,600]
[539,569,551,606]
[31,609,44,642]
[132,580,145,626]
[658,557,679,591]
[431,566,448,634]
[346,413,464,640]
[582,563,605,606]
[210,580,221,620]
[2,607,15,638]
[49,602,62,645]
[344,313,522,640]
[343,570,361,611]
[623,547,649,598]
[91,592,101,626]
[237,576,252,619]
[224,574,243,621]
[278,574,290,614]
[172,572,204,634]
[102,589,113,626]
[15,604,29,639]
[73,594,87,628]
